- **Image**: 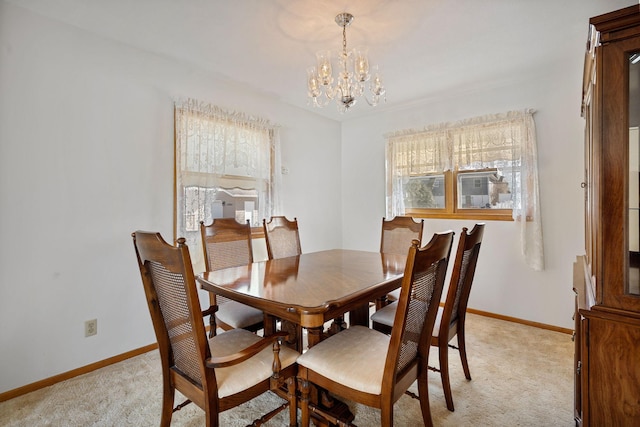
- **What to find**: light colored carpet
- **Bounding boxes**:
[0,314,574,426]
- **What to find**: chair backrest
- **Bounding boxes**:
[384,231,454,388]
[380,216,424,255]
[263,216,302,260]
[441,223,485,330]
[132,231,211,390]
[200,218,254,272]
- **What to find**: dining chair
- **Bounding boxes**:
[371,223,485,412]
[297,231,454,427]
[380,215,425,255]
[263,216,302,260]
[263,216,304,349]
[377,216,424,308]
[200,218,264,337]
[132,231,299,427]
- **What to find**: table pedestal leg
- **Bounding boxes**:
[300,379,355,427]
[280,319,302,351]
[307,326,323,348]
[327,316,347,335]
[375,295,388,310]
[348,303,371,327]
[264,314,277,336]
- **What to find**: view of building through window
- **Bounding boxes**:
[183,186,260,231]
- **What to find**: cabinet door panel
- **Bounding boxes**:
[587,316,640,425]
[600,34,640,311]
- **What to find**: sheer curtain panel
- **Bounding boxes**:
[386,110,544,271]
[174,99,281,271]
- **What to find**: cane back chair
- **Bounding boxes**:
[132,231,298,427]
[263,216,302,260]
[297,231,454,427]
[263,216,304,349]
[200,218,264,337]
[371,223,485,411]
[377,216,424,308]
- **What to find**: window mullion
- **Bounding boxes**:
[446,170,455,214]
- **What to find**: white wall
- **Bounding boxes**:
[339,0,632,329]
[0,3,341,394]
[1,0,633,395]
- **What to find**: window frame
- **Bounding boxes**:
[403,169,513,221]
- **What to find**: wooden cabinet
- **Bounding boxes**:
[575,5,640,426]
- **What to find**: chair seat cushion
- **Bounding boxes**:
[216,300,264,329]
[387,288,401,301]
[296,326,389,395]
[210,328,299,398]
[370,301,397,327]
[372,303,445,338]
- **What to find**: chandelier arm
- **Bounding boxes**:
[363,93,383,107]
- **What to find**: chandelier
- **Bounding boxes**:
[307,13,386,113]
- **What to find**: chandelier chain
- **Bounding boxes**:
[342,24,347,58]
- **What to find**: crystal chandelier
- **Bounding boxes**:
[307,13,386,113]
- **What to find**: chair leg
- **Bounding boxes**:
[439,340,454,411]
[205,409,218,427]
[416,369,434,427]
[380,405,393,427]
[160,382,174,427]
[299,377,310,427]
[458,327,471,380]
[209,314,217,338]
[287,376,298,427]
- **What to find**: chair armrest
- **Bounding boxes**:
[205,331,289,369]
[202,305,218,317]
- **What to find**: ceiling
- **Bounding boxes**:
[5,0,631,121]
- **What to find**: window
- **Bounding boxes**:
[401,168,515,219]
[386,113,530,220]
[174,99,281,269]
[386,110,544,270]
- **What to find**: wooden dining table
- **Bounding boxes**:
[197,249,406,425]
[196,249,406,349]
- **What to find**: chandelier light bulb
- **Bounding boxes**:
[316,51,333,86]
[370,66,385,96]
[306,13,386,113]
[354,48,370,82]
[307,67,321,97]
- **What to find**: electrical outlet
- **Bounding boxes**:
[85,319,97,337]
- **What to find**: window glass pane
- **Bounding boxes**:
[184,186,259,231]
[457,170,512,209]
[184,186,216,231]
[403,175,445,209]
[216,187,260,225]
